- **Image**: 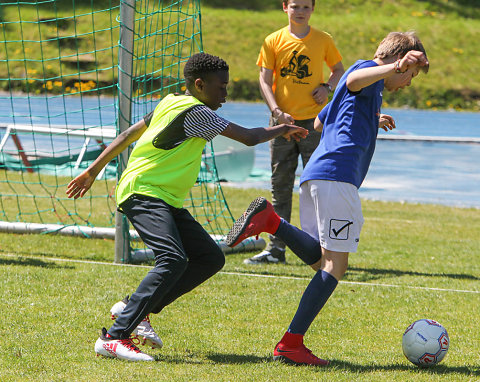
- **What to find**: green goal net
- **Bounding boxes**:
[0,0,254,263]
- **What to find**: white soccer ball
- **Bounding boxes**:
[402,319,449,367]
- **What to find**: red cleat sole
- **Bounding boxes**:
[225,197,269,247]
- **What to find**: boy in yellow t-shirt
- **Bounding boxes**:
[244,0,344,265]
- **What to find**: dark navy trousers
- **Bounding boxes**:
[108,194,225,339]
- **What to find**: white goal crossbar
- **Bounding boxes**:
[0,221,265,261]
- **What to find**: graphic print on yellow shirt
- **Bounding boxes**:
[280,50,312,80]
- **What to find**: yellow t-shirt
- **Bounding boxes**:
[257,26,342,120]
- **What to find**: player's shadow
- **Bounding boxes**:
[329,359,480,376]
[154,352,268,365]
[346,266,480,282]
[0,256,74,269]
[207,353,269,364]
[157,353,480,376]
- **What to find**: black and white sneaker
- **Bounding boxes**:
[244,249,286,265]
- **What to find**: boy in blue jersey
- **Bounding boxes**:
[226,31,429,366]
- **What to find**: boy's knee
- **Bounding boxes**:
[210,247,225,273]
[153,251,188,273]
[200,244,225,275]
[173,256,189,273]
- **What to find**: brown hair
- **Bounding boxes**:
[374,32,426,58]
[283,0,315,7]
[374,31,428,73]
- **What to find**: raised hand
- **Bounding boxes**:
[398,50,429,73]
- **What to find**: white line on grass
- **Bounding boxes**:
[344,279,480,293]
[221,271,480,294]
[2,253,479,295]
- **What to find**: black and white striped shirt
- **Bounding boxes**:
[144,105,230,143]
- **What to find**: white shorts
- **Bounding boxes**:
[299,180,364,253]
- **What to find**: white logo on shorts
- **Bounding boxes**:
[329,219,353,240]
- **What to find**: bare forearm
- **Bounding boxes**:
[326,62,345,89]
[247,125,289,145]
[221,122,288,146]
[259,75,277,112]
[86,120,146,175]
[346,63,395,92]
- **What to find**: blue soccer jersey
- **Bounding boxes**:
[301,60,384,189]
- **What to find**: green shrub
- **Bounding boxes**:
[228,78,261,101]
[201,0,279,10]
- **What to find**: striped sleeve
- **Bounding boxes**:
[184,105,230,142]
[143,110,154,127]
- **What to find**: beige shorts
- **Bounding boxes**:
[299,180,364,253]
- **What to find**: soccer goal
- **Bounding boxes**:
[0,0,263,263]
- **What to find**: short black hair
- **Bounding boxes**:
[183,52,229,87]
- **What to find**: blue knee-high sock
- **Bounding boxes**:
[288,270,338,335]
[275,218,322,265]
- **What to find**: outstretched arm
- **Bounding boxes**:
[220,122,308,147]
[66,119,147,199]
[346,63,395,93]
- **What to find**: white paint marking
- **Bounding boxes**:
[1,253,479,295]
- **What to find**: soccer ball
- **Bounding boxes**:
[402,319,449,367]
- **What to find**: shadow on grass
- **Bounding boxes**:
[0,256,74,269]
[154,353,480,376]
[207,353,269,364]
[330,359,480,376]
[226,265,480,284]
[153,352,268,365]
[347,266,480,282]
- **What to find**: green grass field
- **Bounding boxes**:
[0,1,479,379]
[1,186,479,381]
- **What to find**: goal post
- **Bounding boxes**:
[115,0,135,264]
[0,0,264,263]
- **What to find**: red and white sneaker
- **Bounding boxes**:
[225,197,281,247]
[273,332,329,366]
[95,328,154,361]
[110,296,163,349]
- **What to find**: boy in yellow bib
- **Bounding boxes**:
[66,53,308,361]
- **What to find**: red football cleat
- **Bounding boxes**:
[273,332,329,366]
[273,341,329,366]
[225,197,281,247]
